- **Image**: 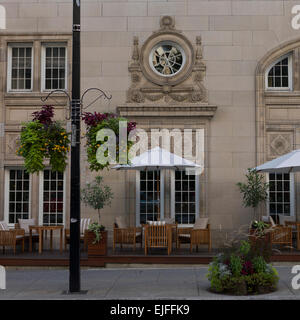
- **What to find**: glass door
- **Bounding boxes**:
[136,170,164,225]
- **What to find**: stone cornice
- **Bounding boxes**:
[117,104,217,118]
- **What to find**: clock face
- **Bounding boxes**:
[150,41,185,77]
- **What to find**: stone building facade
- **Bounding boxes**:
[0,0,300,248]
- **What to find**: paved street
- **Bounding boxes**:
[0,264,299,300]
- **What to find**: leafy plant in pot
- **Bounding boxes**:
[81,176,113,256]
[236,168,269,221]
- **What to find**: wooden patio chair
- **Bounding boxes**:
[270,225,293,250]
[15,218,40,249]
[144,223,172,255]
[177,218,211,252]
[285,221,300,250]
[0,221,25,254]
[113,216,142,252]
[261,215,293,250]
[163,217,178,249]
[64,218,91,251]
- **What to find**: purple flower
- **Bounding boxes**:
[32,105,54,125]
[241,261,254,275]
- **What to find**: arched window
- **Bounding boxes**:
[265,53,292,90]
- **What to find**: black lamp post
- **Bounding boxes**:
[69,0,81,293]
[41,0,111,294]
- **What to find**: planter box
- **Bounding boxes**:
[249,229,272,262]
[86,230,107,257]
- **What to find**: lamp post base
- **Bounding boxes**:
[62,290,88,295]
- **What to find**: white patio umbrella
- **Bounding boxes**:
[112,146,202,220]
[113,146,202,171]
[255,149,300,173]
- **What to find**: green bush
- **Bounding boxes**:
[207,240,279,295]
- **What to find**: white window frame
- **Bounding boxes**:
[39,169,66,226]
[7,42,34,92]
[136,170,165,226]
[4,168,32,227]
[170,169,200,227]
[41,42,68,92]
[265,53,293,91]
[266,172,295,218]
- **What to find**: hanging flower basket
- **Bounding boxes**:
[17,105,71,173]
[82,112,136,171]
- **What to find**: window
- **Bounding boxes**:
[268,173,294,222]
[150,41,185,77]
[172,170,198,224]
[7,43,33,91]
[39,170,65,226]
[42,43,67,91]
[4,169,31,225]
[265,54,292,90]
[137,170,164,225]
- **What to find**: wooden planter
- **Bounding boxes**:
[249,229,272,262]
[86,230,107,257]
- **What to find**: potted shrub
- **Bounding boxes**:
[81,175,113,257]
[207,240,279,295]
[85,222,107,256]
[237,168,269,221]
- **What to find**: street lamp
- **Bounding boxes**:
[69,0,81,294]
[42,0,111,293]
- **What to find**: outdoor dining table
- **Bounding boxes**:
[285,221,300,250]
[29,225,64,254]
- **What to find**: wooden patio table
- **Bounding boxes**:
[285,221,300,250]
[29,225,64,254]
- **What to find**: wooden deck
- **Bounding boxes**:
[1,245,300,267]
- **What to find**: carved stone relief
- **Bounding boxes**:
[5,133,20,157]
[267,132,293,159]
[126,16,208,104]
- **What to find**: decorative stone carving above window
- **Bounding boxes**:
[126,16,207,104]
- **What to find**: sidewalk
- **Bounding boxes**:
[0,264,299,300]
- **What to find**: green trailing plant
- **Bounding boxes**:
[237,168,269,220]
[82,112,136,171]
[207,240,279,295]
[17,106,70,173]
[87,222,105,244]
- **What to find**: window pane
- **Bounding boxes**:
[42,170,64,225]
[9,45,32,90]
[43,45,66,90]
[282,77,288,87]
[267,56,290,88]
[139,170,160,223]
[174,170,197,224]
[268,172,291,218]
